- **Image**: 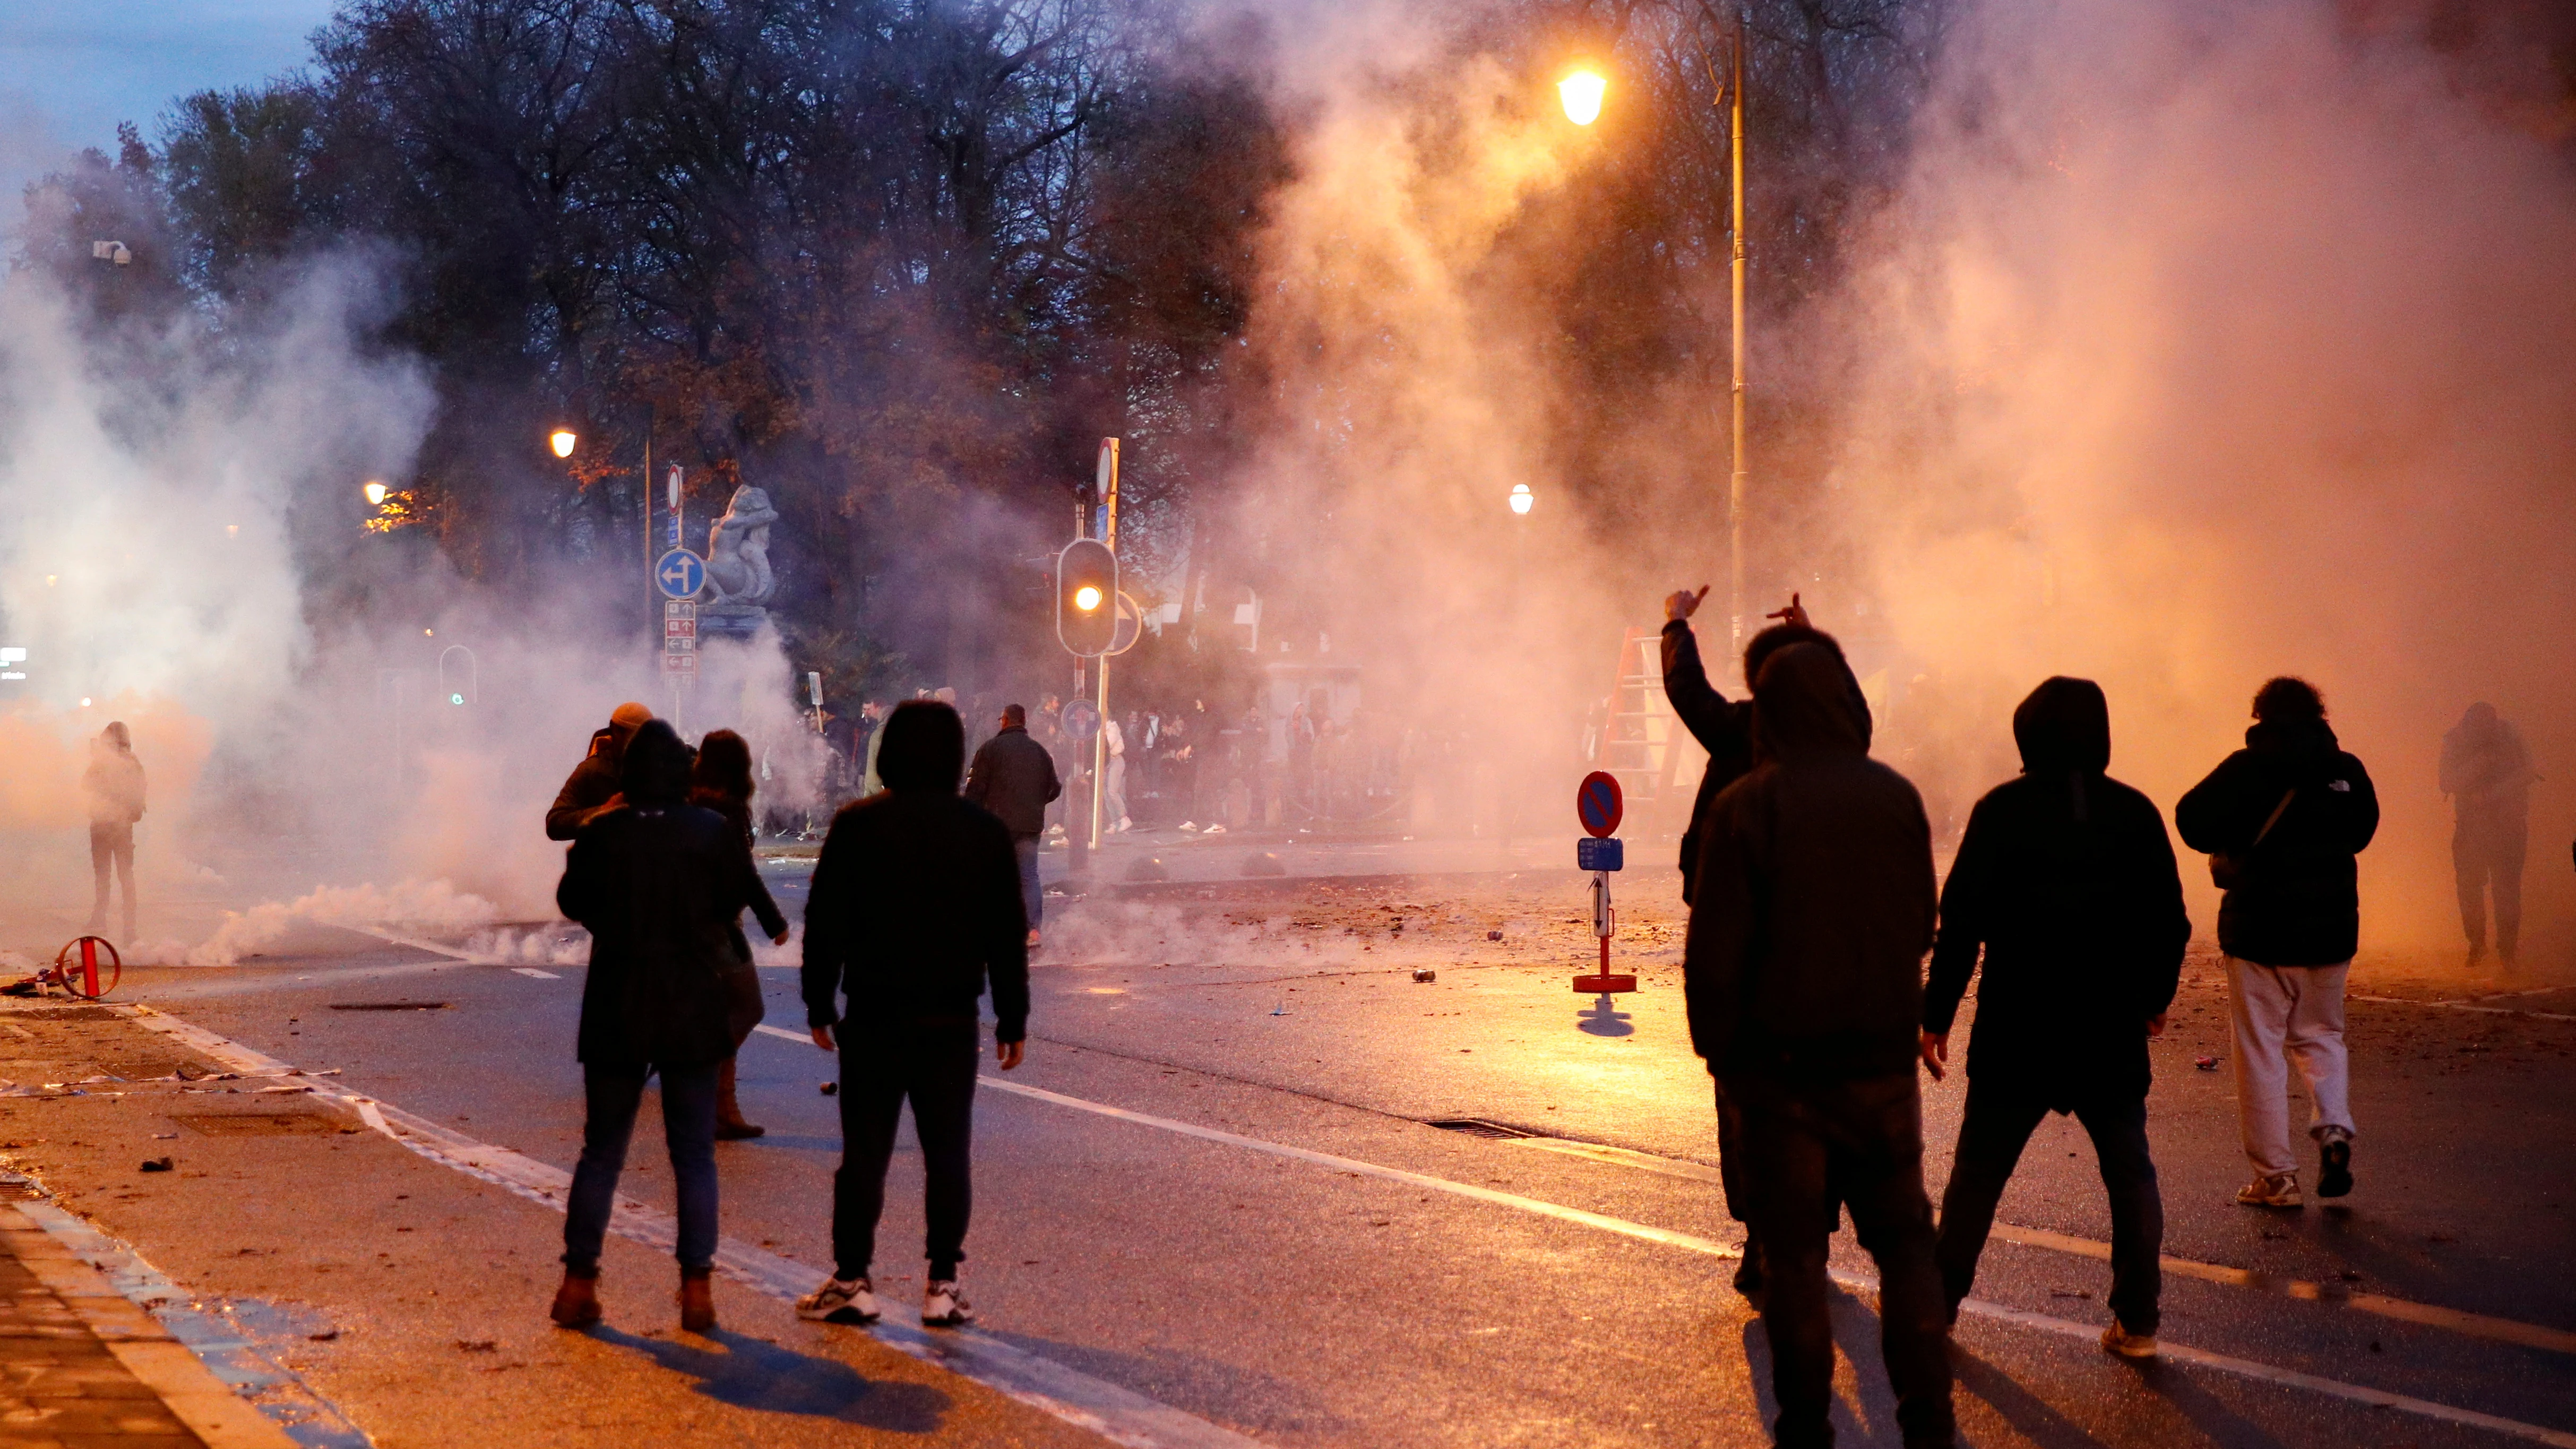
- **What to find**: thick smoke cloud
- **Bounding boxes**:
[1831,0,2576,953]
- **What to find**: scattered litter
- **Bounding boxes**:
[309,1330,340,1342]
[150,1133,177,1140]
[2194,1056,2220,1071]
[820,1082,838,1096]
[1270,1002,1291,1016]
[75,1074,119,1085]
[1412,969,1437,984]
[140,1158,173,1172]
[455,1339,497,1353]
[1487,930,1503,942]
[254,1086,314,1095]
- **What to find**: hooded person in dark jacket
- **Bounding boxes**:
[1660,589,1857,1305]
[550,720,769,1333]
[797,701,1029,1331]
[2176,677,2378,1208]
[1685,642,1952,1449]
[1920,678,2189,1358]
[963,704,1062,942]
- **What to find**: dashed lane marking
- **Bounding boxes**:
[975,1073,2576,1448]
[117,1005,1258,1449]
[510,967,559,979]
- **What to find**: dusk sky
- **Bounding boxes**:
[0,1,335,209]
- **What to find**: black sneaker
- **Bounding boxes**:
[2317,1129,2354,1198]
[1732,1245,1767,1312]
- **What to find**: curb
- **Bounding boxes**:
[0,1201,301,1449]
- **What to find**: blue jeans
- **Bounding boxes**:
[564,1060,721,1273]
[1013,834,1042,930]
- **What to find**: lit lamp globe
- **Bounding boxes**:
[363,481,389,507]
[1558,70,1606,126]
[1509,484,1535,515]
[549,428,578,459]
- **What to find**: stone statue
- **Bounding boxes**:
[701,484,780,635]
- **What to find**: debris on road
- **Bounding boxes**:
[141,1157,173,1172]
[1412,969,1436,983]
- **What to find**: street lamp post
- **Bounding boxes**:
[548,412,663,647]
[1560,24,1750,651]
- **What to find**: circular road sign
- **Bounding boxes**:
[1059,698,1100,743]
[656,549,707,600]
[1576,770,1624,839]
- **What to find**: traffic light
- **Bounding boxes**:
[1056,539,1117,657]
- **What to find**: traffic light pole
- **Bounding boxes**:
[1091,438,1120,850]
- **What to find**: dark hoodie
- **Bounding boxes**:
[1923,678,2189,1103]
[2176,718,2379,965]
[1684,643,1936,1083]
[803,702,1031,1041]
[1660,619,1871,903]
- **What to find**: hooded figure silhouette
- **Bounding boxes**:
[1922,676,2187,1351]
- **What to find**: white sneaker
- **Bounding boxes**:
[1202,823,1226,835]
[1178,821,1199,833]
[923,1280,973,1327]
[2236,1172,2302,1208]
[1115,817,1132,832]
[795,1276,880,1324]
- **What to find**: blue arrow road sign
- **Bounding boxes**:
[656,549,706,600]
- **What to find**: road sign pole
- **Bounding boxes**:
[1091,438,1119,849]
[1573,772,1636,995]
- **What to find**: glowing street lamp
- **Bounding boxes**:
[549,428,578,459]
[1074,584,1104,614]
[1509,483,1535,515]
[1558,69,1605,126]
[363,480,389,507]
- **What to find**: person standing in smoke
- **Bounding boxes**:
[963,704,1061,946]
[2177,677,2379,1209]
[1102,713,1130,832]
[796,701,1029,1331]
[1919,678,2189,1360]
[2440,702,2534,970]
[1659,585,1843,1308]
[1684,642,1954,1449]
[547,702,653,840]
[550,720,766,1333]
[688,730,792,1140]
[82,722,147,941]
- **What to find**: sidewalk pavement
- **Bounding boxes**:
[0,1200,292,1448]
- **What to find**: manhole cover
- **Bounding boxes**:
[168,1113,348,1136]
[326,1002,449,1012]
[1425,1118,1536,1140]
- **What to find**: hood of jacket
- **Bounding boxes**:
[2013,677,2111,775]
[1751,643,1871,765]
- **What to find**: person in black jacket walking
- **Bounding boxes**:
[1686,642,1952,1449]
[1660,588,1850,1307]
[550,720,769,1333]
[964,704,1062,944]
[1920,678,2189,1359]
[797,701,1030,1331]
[2176,677,2379,1208]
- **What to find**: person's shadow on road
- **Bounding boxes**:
[588,1324,951,1431]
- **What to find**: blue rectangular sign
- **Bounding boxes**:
[1576,836,1623,872]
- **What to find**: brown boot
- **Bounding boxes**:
[716,1056,764,1140]
[680,1271,716,1333]
[550,1269,601,1329]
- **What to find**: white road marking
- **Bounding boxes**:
[114,1004,1252,1449]
[977,1074,2576,1448]
[753,1022,811,1043]
[510,967,559,979]
[2351,993,2576,1024]
[1503,1129,2576,1357]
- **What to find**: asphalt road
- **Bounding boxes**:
[84,851,2576,1447]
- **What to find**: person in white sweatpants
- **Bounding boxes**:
[2226,959,2353,1181]
[2178,676,2379,1209]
